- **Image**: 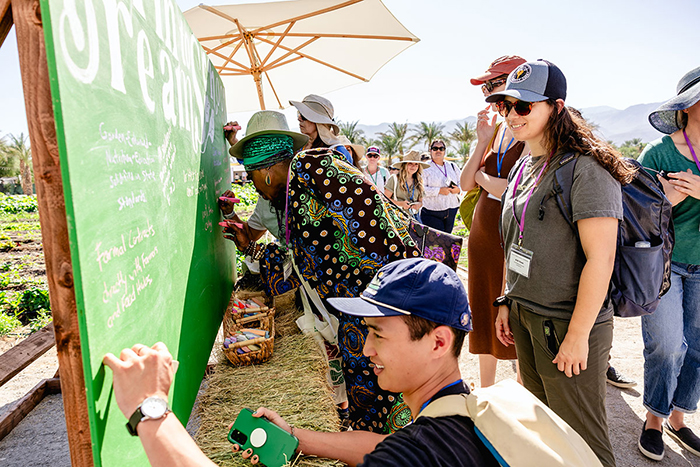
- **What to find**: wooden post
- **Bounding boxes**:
[11,0,94,464]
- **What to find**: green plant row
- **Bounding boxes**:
[0,287,52,335]
[0,193,38,214]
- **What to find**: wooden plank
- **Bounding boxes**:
[12,0,93,464]
[0,377,60,441]
[0,323,55,387]
[0,0,11,48]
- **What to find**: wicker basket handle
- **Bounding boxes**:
[228,336,267,350]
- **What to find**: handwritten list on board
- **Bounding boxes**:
[40,0,235,463]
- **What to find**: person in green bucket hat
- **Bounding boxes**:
[220,110,421,434]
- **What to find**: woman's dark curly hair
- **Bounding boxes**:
[537,99,636,184]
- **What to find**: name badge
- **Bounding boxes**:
[508,244,533,278]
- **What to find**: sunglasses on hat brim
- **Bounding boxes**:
[495,99,534,117]
[481,77,508,93]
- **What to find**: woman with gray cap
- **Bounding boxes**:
[636,66,700,461]
[491,59,635,467]
[290,94,354,165]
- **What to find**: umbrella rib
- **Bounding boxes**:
[256,35,368,81]
[263,71,283,109]
[260,21,295,67]
[249,0,363,36]
[264,55,304,71]
[262,32,416,42]
[208,37,240,55]
[219,40,246,71]
[262,36,319,71]
[202,46,250,72]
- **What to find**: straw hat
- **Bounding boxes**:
[392,150,430,168]
[345,143,366,160]
[230,111,308,159]
[649,66,700,134]
[289,94,340,133]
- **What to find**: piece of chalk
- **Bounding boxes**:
[224,125,241,131]
[219,196,241,203]
[171,360,179,373]
[219,222,229,227]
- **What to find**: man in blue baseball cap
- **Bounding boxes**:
[104,258,498,466]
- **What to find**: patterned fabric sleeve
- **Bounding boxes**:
[287,150,420,298]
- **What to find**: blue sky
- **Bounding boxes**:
[1,0,699,137]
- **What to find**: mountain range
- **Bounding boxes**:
[354,102,665,148]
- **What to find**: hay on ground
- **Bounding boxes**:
[194,333,343,466]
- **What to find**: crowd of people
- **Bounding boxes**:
[105,59,700,466]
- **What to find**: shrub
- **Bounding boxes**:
[0,194,38,214]
[12,287,51,325]
[0,312,22,336]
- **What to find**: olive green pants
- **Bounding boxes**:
[510,303,616,467]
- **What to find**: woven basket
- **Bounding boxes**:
[223,291,275,366]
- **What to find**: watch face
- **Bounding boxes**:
[140,397,168,419]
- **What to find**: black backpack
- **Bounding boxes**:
[551,153,674,317]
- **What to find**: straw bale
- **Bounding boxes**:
[194,333,343,466]
[272,289,303,338]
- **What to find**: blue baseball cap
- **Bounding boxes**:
[327,258,472,332]
[485,59,567,103]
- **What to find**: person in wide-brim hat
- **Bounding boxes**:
[391,149,431,168]
[649,66,700,134]
[229,110,308,160]
[385,150,427,217]
[290,94,353,164]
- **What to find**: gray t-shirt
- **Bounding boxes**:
[500,154,623,322]
[248,198,282,239]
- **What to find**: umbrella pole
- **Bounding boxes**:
[253,69,265,110]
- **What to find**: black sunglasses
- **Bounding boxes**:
[495,99,534,117]
[430,146,445,151]
[297,112,308,122]
[481,77,507,93]
[366,153,380,159]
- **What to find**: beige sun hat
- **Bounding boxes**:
[230,110,308,159]
[289,94,340,133]
[392,150,431,168]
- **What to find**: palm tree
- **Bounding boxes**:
[377,133,400,166]
[409,121,447,151]
[4,133,33,195]
[450,121,476,152]
[377,122,409,165]
[455,141,472,165]
[338,120,365,144]
[0,133,19,178]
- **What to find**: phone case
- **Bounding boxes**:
[543,320,560,356]
[228,408,299,467]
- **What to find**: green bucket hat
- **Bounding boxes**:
[229,110,308,159]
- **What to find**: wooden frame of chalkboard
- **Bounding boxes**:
[4,0,236,464]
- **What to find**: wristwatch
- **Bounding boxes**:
[126,396,171,436]
[493,295,512,308]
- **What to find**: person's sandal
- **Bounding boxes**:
[639,421,664,461]
[664,420,700,457]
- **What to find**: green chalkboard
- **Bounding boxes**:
[39,0,235,464]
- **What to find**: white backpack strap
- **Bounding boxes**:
[415,394,469,420]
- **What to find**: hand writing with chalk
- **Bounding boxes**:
[220,219,251,251]
[223,121,241,147]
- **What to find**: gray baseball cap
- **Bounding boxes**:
[486,60,567,103]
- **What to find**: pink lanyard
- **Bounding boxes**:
[683,130,700,172]
[511,156,549,245]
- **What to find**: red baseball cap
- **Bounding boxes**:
[470,55,527,85]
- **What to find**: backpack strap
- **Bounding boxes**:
[415,394,469,420]
[550,152,579,232]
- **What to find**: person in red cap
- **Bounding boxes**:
[460,55,528,388]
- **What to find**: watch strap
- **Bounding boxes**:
[493,295,512,308]
[126,407,144,436]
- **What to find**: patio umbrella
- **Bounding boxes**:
[184,0,419,112]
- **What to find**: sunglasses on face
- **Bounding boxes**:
[481,78,507,94]
[495,99,534,117]
[431,146,445,151]
[366,153,380,159]
[297,112,308,122]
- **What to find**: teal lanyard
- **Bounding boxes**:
[405,180,415,202]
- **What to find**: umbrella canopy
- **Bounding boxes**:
[184,0,419,112]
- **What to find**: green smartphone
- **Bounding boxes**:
[228,408,299,467]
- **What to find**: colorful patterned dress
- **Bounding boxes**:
[261,148,421,433]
